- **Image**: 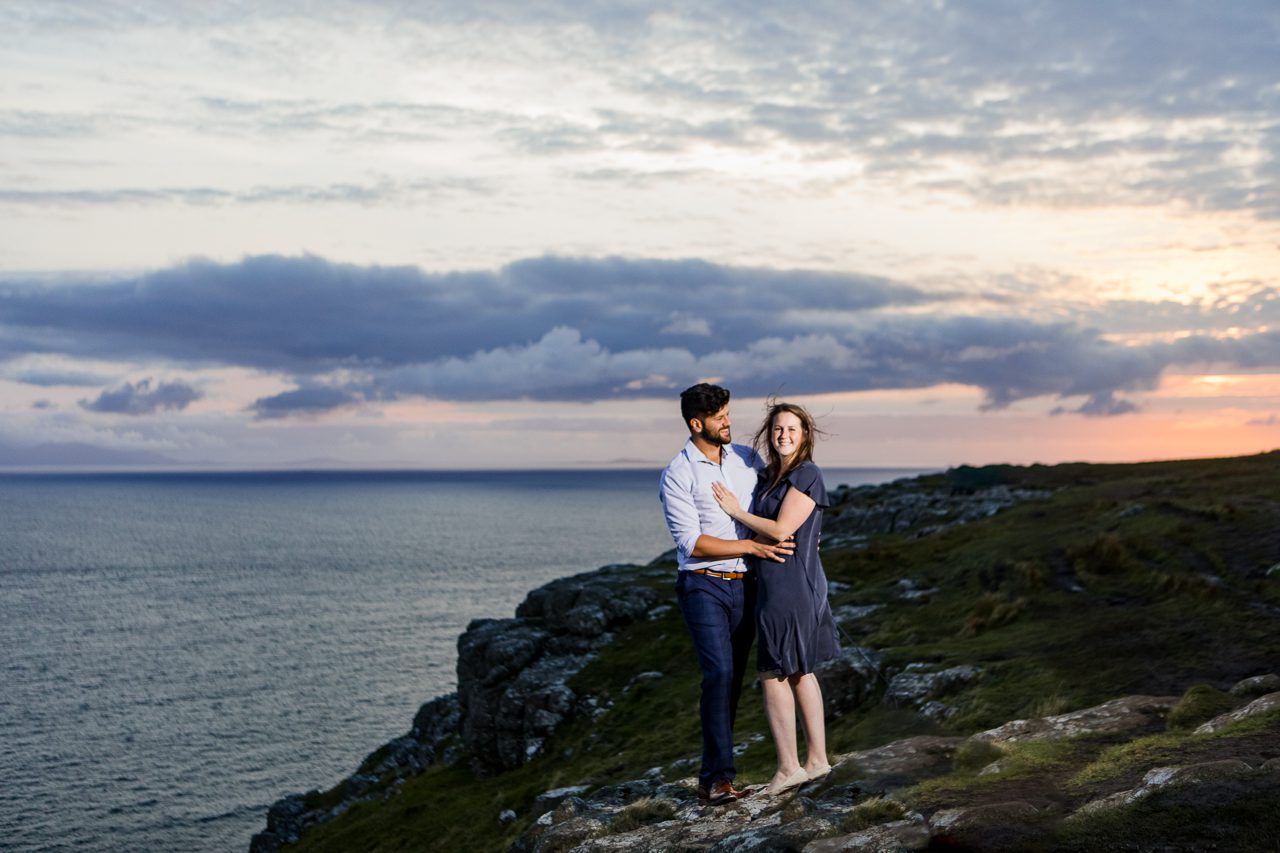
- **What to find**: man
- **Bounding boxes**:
[659,383,793,805]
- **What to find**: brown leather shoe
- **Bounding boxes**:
[697,779,751,805]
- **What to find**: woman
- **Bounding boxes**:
[712,401,839,794]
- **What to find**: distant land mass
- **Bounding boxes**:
[251,450,1280,852]
[0,440,177,467]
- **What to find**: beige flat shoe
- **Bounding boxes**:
[804,764,832,781]
[764,768,809,796]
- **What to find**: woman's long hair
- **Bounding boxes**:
[753,400,824,489]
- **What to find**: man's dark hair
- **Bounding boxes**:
[680,383,731,429]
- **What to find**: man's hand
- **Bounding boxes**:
[751,535,794,563]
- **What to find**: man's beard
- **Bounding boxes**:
[700,424,731,446]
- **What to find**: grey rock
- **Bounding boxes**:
[522,814,608,853]
[895,578,939,600]
[932,801,1039,833]
[919,700,957,722]
[831,604,883,626]
[711,813,841,852]
[816,646,884,714]
[1229,673,1280,698]
[824,483,1050,543]
[533,787,592,813]
[460,569,661,775]
[498,809,517,823]
[1194,691,1280,734]
[563,603,610,636]
[587,778,658,806]
[622,671,664,692]
[1073,759,1256,817]
[803,812,931,852]
[976,694,1177,743]
[647,603,674,620]
[884,664,981,708]
[838,735,965,787]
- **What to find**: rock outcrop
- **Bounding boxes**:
[822,481,1051,549]
[249,693,461,853]
[251,565,661,851]
[460,565,661,775]
[509,684,1280,852]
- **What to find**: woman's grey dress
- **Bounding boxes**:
[753,461,840,676]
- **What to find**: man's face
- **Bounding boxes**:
[694,405,732,446]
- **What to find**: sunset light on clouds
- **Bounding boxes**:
[2,1,1279,468]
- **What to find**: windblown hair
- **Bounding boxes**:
[679,383,731,432]
[753,400,824,489]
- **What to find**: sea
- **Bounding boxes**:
[0,467,928,852]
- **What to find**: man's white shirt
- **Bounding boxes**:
[659,438,763,573]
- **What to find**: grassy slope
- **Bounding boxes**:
[292,452,1280,852]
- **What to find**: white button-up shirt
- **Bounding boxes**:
[659,438,763,572]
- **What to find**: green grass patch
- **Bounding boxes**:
[1070,732,1192,786]
[839,796,908,833]
[1166,684,1239,731]
[1051,777,1280,852]
[608,797,677,833]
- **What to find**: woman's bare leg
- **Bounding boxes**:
[791,672,829,772]
[761,674,802,784]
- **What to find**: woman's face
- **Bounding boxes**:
[771,411,805,461]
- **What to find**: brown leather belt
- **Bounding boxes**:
[689,568,747,580]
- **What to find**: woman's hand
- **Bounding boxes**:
[711,481,743,519]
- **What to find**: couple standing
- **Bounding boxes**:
[659,383,840,805]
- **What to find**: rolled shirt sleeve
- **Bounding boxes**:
[659,464,703,562]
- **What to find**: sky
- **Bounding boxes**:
[1,0,1279,469]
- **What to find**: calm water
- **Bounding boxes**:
[0,467,924,852]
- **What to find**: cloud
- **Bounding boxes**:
[0,178,489,208]
[4,254,1280,419]
[0,254,936,371]
[1052,391,1141,417]
[5,2,1276,222]
[249,384,365,420]
[9,368,113,387]
[79,378,202,415]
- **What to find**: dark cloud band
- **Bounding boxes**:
[2,254,1277,418]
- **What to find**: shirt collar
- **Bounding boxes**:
[683,437,734,466]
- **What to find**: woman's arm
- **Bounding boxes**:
[711,480,816,542]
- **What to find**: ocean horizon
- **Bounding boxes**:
[0,466,932,852]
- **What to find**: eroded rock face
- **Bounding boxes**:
[823,483,1051,545]
[458,568,660,775]
[252,565,661,850]
[249,693,461,853]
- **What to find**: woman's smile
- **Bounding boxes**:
[771,411,804,459]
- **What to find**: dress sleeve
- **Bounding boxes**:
[785,462,829,508]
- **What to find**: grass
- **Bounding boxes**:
[289,451,1280,852]
[839,796,908,833]
[1166,683,1240,731]
[607,798,677,833]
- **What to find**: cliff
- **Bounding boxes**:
[252,452,1280,852]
